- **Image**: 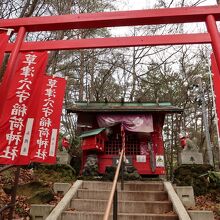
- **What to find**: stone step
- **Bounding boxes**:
[71,199,173,214]
[82,181,164,191]
[62,211,178,220]
[77,189,168,201]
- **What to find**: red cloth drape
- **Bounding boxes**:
[97,114,153,133]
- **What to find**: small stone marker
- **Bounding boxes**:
[30,204,55,220]
[53,182,71,195]
[175,186,195,208]
[56,151,71,164]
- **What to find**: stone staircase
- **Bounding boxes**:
[61,181,179,220]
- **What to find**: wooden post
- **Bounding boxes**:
[8,167,20,220]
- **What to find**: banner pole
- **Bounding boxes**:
[8,166,20,220]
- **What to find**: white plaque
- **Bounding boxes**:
[20,118,34,156]
[49,129,57,156]
[156,155,165,167]
[136,155,146,163]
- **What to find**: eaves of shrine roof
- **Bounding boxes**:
[66,101,183,114]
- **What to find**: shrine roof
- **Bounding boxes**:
[66,101,183,113]
[79,127,105,138]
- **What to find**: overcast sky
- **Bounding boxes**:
[111,0,218,36]
[116,0,217,10]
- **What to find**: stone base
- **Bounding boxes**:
[175,186,195,208]
[188,210,214,220]
[56,151,71,165]
[30,204,55,220]
[179,152,203,165]
[53,182,71,195]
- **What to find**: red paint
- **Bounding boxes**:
[30,75,66,164]
[0,51,48,165]
[0,31,10,114]
[62,137,70,149]
[5,33,211,52]
[1,6,220,54]
[0,6,220,32]
[0,31,9,69]
[0,27,26,117]
[98,154,165,175]
[211,54,220,136]
[180,138,187,149]
[206,15,220,75]
[0,5,220,170]
[82,114,166,175]
[81,132,106,152]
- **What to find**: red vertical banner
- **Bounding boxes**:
[0,30,10,68]
[30,76,66,164]
[211,53,220,136]
[0,51,48,165]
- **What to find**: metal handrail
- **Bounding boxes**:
[103,147,125,220]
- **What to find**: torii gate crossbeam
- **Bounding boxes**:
[1,5,220,78]
[1,5,220,31]
[5,33,212,52]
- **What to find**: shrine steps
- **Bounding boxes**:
[62,211,178,220]
[82,180,164,191]
[77,189,168,201]
[60,180,179,220]
[71,199,173,213]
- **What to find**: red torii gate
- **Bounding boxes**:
[1,5,220,85]
[2,6,220,219]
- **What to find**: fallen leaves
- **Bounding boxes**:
[194,194,220,220]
